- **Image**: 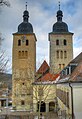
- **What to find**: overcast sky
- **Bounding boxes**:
[0,0,82,73]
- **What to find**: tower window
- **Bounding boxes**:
[18,51,28,59]
[63,64,65,68]
[61,51,63,59]
[18,51,21,58]
[59,64,61,69]
[18,40,21,46]
[56,39,59,45]
[26,40,29,46]
[64,39,67,45]
[25,51,28,57]
[56,50,59,58]
[22,83,25,85]
[64,51,67,58]
[21,100,25,105]
[22,51,24,56]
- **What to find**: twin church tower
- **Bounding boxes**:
[12,3,73,110]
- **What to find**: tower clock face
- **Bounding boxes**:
[21,36,26,43]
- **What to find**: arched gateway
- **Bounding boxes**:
[49,102,55,112]
[37,101,46,112]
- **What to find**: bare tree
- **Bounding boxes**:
[0,50,9,72]
[33,78,56,119]
[0,35,10,73]
[0,0,10,7]
[32,60,58,118]
[0,0,10,72]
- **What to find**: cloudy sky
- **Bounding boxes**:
[0,0,82,73]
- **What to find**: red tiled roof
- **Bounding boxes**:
[37,73,60,82]
[37,60,49,74]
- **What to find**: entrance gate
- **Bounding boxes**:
[49,102,55,112]
[37,101,46,112]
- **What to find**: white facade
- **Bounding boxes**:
[72,83,82,119]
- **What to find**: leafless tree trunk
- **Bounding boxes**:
[33,81,52,119]
[0,35,10,73]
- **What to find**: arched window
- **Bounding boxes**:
[22,83,25,85]
[22,51,24,56]
[61,51,63,59]
[56,39,59,45]
[56,50,59,58]
[63,64,65,68]
[59,64,61,69]
[64,51,67,58]
[26,40,28,46]
[63,39,67,45]
[37,101,46,112]
[25,51,28,57]
[18,51,28,59]
[21,100,25,105]
[49,102,55,112]
[18,51,21,58]
[18,39,21,46]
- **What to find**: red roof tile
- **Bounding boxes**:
[37,60,49,74]
[37,73,60,82]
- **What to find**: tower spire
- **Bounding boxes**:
[59,1,60,10]
[23,2,29,22]
[26,2,27,11]
[56,1,63,22]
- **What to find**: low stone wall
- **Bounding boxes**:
[0,115,34,119]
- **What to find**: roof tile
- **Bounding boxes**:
[37,73,60,82]
[37,60,49,74]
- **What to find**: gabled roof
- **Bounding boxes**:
[59,52,82,78]
[57,52,82,83]
[37,73,60,82]
[70,52,82,64]
[37,60,49,74]
[57,62,82,83]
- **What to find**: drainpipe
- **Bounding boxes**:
[69,83,74,119]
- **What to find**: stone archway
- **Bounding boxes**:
[37,101,46,112]
[1,100,6,107]
[49,102,55,112]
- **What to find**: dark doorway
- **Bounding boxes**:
[1,100,6,107]
[49,102,55,112]
[37,101,46,112]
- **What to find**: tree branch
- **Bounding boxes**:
[0,0,10,7]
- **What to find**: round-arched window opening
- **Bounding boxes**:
[64,39,67,45]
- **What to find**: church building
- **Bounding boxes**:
[12,3,73,112]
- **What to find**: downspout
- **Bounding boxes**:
[69,83,74,119]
